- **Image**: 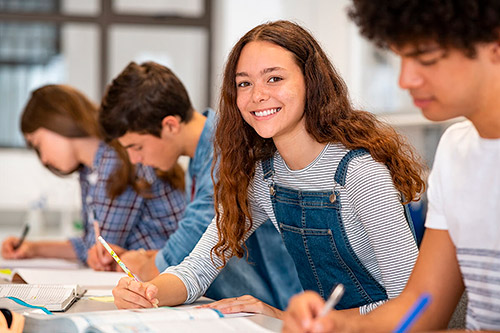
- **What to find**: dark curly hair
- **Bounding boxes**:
[348,0,500,57]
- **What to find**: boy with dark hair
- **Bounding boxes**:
[283,1,500,331]
[96,61,302,310]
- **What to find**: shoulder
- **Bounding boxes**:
[439,120,475,146]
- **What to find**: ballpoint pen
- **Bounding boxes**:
[319,283,345,317]
[13,224,30,250]
[393,293,432,333]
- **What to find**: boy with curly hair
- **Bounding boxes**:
[283,0,500,331]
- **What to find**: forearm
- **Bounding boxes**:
[30,240,77,259]
[151,273,188,306]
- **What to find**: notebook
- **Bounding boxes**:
[22,307,274,333]
[0,284,85,312]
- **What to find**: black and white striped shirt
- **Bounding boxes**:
[165,142,418,313]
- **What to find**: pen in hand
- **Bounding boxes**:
[319,283,345,317]
[13,224,30,251]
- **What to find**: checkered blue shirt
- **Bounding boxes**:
[69,142,186,264]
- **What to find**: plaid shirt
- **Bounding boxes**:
[69,142,186,264]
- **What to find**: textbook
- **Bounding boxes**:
[23,307,274,333]
[0,284,85,312]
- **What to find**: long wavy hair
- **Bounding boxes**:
[212,20,426,265]
[21,84,184,199]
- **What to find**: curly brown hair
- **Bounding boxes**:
[212,20,426,265]
[348,0,500,57]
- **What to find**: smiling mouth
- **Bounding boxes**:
[252,107,281,117]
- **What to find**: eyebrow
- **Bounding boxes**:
[401,46,442,57]
[235,66,284,78]
[121,143,136,149]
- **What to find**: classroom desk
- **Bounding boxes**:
[66,294,283,332]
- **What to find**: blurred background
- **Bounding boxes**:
[0,0,454,241]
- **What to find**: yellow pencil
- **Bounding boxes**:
[97,236,140,282]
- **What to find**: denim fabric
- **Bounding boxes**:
[156,109,302,309]
[205,218,303,310]
[262,149,391,310]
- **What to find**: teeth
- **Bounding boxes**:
[254,108,280,117]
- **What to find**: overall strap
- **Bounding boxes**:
[261,156,275,181]
[334,148,369,186]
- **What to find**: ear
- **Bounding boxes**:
[160,115,182,138]
[489,36,500,63]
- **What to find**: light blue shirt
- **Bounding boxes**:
[155,109,302,309]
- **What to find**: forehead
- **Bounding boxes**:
[236,41,298,71]
[118,132,152,145]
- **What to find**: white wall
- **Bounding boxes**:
[0,0,445,234]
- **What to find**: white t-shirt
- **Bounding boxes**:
[425,120,500,330]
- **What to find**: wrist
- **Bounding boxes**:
[25,241,37,257]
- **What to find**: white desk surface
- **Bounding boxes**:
[66,294,283,332]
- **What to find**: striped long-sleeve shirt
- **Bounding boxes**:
[165,142,418,314]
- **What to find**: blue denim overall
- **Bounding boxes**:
[261,148,416,310]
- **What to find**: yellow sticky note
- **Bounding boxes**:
[88,296,115,303]
[0,269,12,275]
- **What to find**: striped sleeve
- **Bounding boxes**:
[163,188,270,303]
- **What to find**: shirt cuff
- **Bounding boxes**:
[68,237,88,264]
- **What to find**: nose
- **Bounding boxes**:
[398,58,424,90]
[127,151,142,165]
[251,83,270,103]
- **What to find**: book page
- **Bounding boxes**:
[0,284,77,311]
[90,317,274,333]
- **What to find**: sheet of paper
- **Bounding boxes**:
[10,268,126,287]
[0,258,81,270]
[95,317,274,333]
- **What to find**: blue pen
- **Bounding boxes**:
[393,293,432,333]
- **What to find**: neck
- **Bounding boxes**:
[181,111,207,158]
[470,79,500,138]
[273,120,326,170]
[73,137,101,168]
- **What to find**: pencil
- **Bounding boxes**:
[97,236,140,282]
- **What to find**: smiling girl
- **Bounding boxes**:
[112,20,425,317]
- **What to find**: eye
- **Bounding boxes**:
[237,81,251,88]
[268,76,282,83]
[417,58,441,66]
[416,49,445,66]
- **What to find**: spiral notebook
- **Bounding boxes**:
[0,284,85,312]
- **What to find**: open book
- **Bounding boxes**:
[23,307,274,333]
[0,284,85,312]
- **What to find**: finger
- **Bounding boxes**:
[286,292,324,331]
[112,278,153,309]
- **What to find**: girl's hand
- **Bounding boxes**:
[112,277,159,309]
[1,237,35,259]
[200,295,283,319]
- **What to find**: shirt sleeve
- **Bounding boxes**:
[163,180,269,304]
[345,155,418,314]
[424,138,448,230]
[154,171,215,269]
